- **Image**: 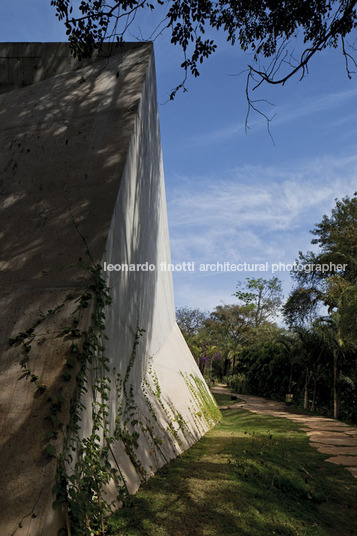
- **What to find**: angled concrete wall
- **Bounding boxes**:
[0,43,220,535]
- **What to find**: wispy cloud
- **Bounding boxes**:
[168,155,357,310]
[189,87,357,146]
[167,155,357,267]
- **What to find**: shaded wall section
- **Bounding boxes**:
[0,42,220,535]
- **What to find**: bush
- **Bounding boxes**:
[227,373,247,393]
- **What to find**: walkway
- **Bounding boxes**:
[212,385,357,479]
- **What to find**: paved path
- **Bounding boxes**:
[212,385,357,479]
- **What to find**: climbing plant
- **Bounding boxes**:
[9,248,220,535]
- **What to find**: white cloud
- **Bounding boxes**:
[167,154,357,269]
[189,87,357,146]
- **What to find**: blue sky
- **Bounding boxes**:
[1,2,357,315]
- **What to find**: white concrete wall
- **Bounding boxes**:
[100,52,219,492]
[0,43,155,534]
[0,43,220,535]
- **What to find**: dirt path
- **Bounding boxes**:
[212,385,357,479]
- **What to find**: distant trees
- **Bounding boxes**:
[234,277,283,327]
[234,322,292,399]
[204,304,254,377]
[176,306,207,339]
[284,193,357,420]
[298,193,357,284]
[283,287,322,327]
[176,306,209,369]
[176,304,253,377]
[176,196,356,423]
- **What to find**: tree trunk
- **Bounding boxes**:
[288,363,293,393]
[223,357,230,377]
[304,369,309,410]
[311,376,317,412]
[333,352,339,419]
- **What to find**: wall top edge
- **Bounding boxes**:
[0,41,153,93]
[0,41,152,53]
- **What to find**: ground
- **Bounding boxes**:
[213,385,357,479]
[107,388,357,536]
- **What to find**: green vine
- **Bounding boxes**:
[143,360,196,451]
[53,261,126,536]
[8,302,65,392]
[180,371,221,427]
[8,254,129,535]
[9,244,220,536]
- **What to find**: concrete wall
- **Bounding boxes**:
[0,43,220,535]
[0,42,143,94]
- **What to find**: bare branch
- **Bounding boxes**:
[245,68,276,145]
[341,35,357,78]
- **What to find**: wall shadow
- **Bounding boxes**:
[0,41,166,533]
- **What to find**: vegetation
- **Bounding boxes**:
[51,0,357,110]
[177,194,357,423]
[107,396,357,536]
[234,276,283,327]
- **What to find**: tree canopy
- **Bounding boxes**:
[51,0,357,102]
[282,195,357,418]
[176,196,357,422]
[291,193,357,330]
[176,306,207,338]
[234,276,283,327]
[297,193,357,284]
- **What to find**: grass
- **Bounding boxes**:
[107,394,357,536]
[213,392,244,406]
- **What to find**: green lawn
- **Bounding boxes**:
[213,392,243,406]
[107,394,357,536]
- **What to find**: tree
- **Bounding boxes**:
[283,195,357,419]
[234,277,283,327]
[283,286,322,327]
[273,332,302,394]
[234,323,294,398]
[203,303,254,377]
[176,306,207,339]
[337,283,357,345]
[312,314,347,419]
[176,307,209,367]
[51,0,357,105]
[296,193,357,289]
[292,323,327,411]
[292,194,357,343]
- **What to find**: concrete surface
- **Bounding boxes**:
[0,42,143,94]
[0,43,219,535]
[212,386,357,479]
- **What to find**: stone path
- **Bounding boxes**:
[212,385,357,479]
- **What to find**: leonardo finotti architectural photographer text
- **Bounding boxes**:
[103,261,347,273]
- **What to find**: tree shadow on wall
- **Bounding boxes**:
[0,41,165,533]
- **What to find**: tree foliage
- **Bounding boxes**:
[291,194,357,344]
[176,306,207,338]
[51,0,357,101]
[176,306,210,369]
[283,286,322,327]
[296,193,357,288]
[174,196,357,422]
[338,283,357,344]
[282,194,357,419]
[204,304,254,375]
[234,277,283,327]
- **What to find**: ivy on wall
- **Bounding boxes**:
[9,252,221,536]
